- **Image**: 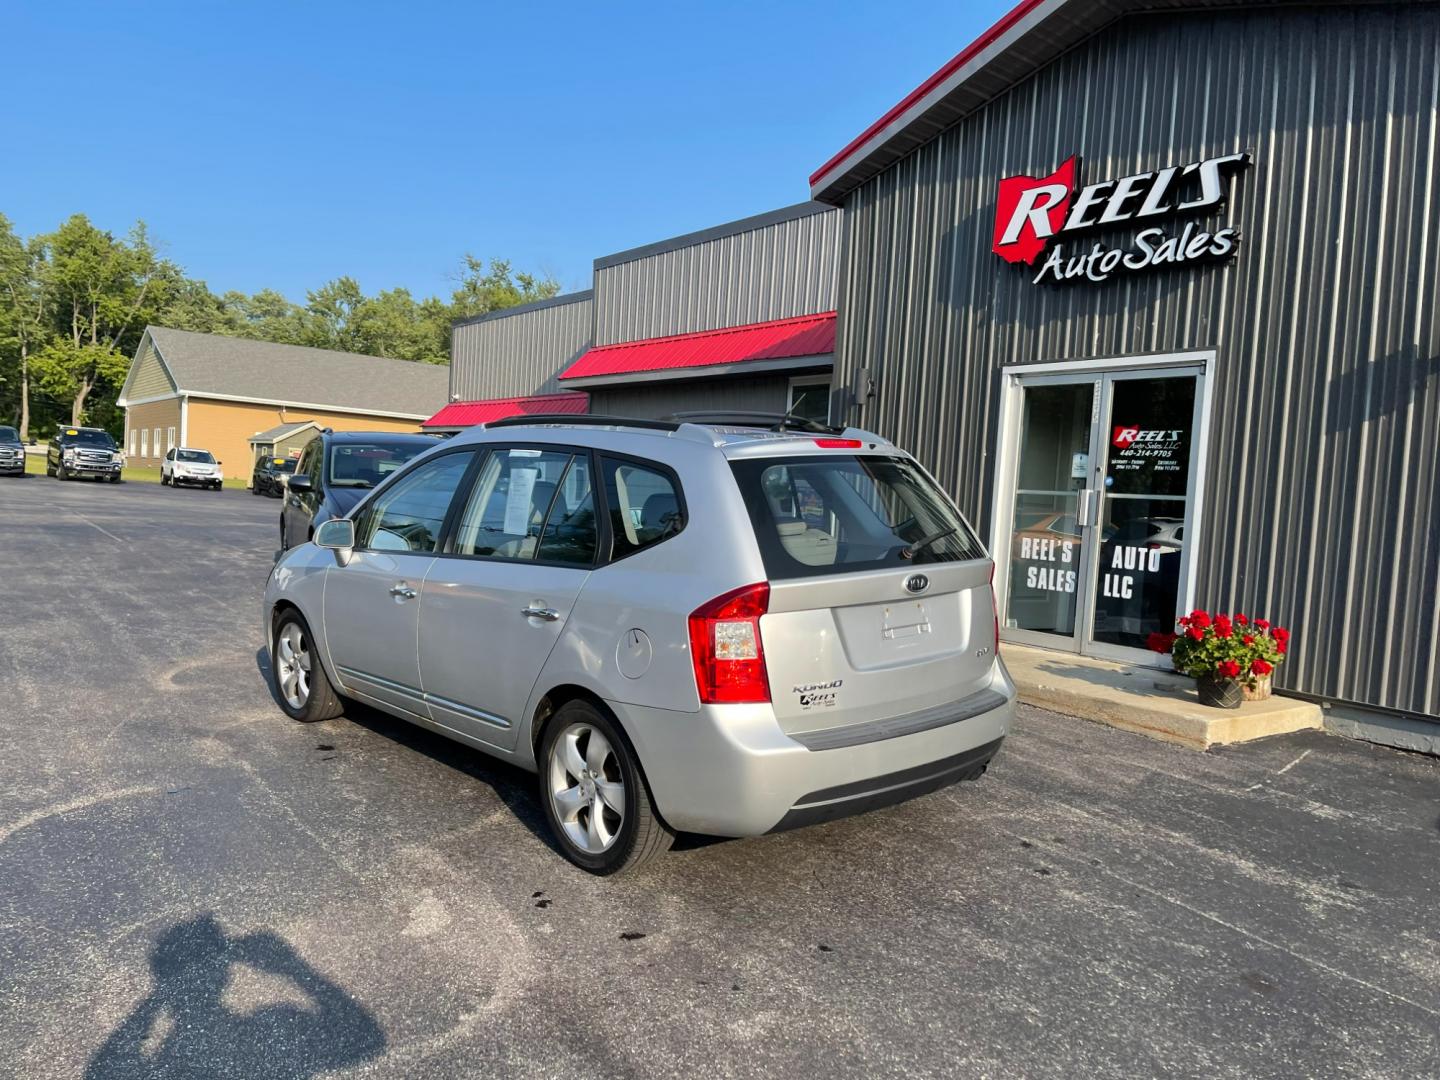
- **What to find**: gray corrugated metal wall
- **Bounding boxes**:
[450,294,593,400]
[587,376,792,420]
[594,211,843,345]
[834,5,1440,719]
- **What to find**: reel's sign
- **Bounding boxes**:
[992,152,1251,284]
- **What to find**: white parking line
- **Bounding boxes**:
[62,508,127,544]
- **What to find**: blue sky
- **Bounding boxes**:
[4,1,1010,302]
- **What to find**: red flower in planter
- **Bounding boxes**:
[1146,632,1177,653]
[1236,613,1249,625]
[1272,626,1290,645]
[1242,634,1255,646]
[1254,618,1270,630]
[1215,615,1234,638]
[1277,641,1288,655]
[1251,659,1273,676]
[1188,625,1205,642]
[1216,659,1242,679]
[1189,610,1212,630]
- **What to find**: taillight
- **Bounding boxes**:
[813,438,863,448]
[990,560,1000,656]
[688,582,771,704]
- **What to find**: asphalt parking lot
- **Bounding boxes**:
[2,474,1438,1079]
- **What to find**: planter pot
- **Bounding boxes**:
[1243,675,1273,702]
[1196,674,1243,710]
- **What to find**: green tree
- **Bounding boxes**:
[38,215,163,424]
[450,256,560,321]
[0,214,51,439]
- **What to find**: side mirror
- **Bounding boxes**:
[287,474,313,494]
[314,518,356,566]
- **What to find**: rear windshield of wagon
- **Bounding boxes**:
[730,454,987,579]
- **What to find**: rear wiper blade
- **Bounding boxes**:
[903,526,956,559]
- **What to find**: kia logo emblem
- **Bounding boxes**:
[905,573,929,594]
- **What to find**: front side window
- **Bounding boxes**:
[732,454,986,580]
[454,448,595,564]
[602,457,684,560]
[327,440,428,490]
[354,452,474,554]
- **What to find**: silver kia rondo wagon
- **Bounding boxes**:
[263,413,1015,874]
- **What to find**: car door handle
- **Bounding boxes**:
[389,584,418,599]
[521,606,560,621]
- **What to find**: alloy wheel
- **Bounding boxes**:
[547,722,626,854]
[275,622,312,710]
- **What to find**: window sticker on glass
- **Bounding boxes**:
[504,468,538,535]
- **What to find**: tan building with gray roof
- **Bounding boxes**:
[117,327,449,480]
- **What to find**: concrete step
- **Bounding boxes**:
[1003,643,1322,750]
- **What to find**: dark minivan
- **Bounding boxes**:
[280,430,437,550]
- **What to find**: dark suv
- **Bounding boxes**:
[0,426,24,476]
[48,427,122,482]
[280,430,437,550]
[251,454,296,497]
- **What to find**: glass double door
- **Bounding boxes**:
[1002,367,1202,658]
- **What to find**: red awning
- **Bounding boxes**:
[423,391,589,429]
[560,311,835,383]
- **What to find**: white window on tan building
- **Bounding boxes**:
[141,429,149,458]
[129,430,137,456]
[167,427,176,453]
[153,428,161,460]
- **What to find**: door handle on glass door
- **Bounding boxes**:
[521,606,560,621]
[389,584,418,599]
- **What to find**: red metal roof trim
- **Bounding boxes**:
[423,391,589,428]
[562,312,836,380]
[809,0,1048,188]
[560,312,836,381]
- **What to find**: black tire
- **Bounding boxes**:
[270,610,344,723]
[161,473,169,486]
[537,699,673,875]
[45,464,55,477]
[108,473,120,484]
[56,463,67,481]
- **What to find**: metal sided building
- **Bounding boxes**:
[810,0,1440,734]
[424,291,594,431]
[555,203,844,422]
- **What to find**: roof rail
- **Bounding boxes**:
[484,413,681,432]
[663,410,842,435]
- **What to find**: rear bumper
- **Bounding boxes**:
[769,737,1003,832]
[614,660,1015,837]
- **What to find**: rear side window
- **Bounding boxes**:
[601,457,684,560]
[453,448,596,565]
[731,454,986,580]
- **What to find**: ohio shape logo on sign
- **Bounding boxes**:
[992,152,1251,285]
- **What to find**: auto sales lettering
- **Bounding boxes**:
[992,152,1251,285]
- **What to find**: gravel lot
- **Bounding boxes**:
[2,474,1438,1079]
